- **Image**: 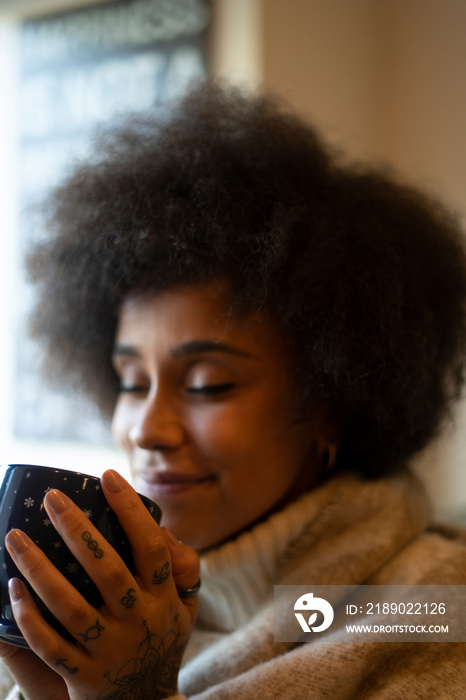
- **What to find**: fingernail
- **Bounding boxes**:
[6,529,30,555]
[163,527,181,548]
[8,578,25,603]
[44,489,70,514]
[101,469,126,493]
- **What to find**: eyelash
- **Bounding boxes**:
[118,385,148,393]
[118,383,235,396]
[187,382,235,396]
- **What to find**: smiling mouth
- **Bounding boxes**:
[137,473,214,497]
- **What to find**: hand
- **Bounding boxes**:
[2,469,200,700]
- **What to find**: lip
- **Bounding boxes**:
[135,471,214,498]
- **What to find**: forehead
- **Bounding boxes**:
[115,281,288,356]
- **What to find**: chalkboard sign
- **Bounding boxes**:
[14,0,209,442]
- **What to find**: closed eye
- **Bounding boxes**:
[118,385,149,393]
[187,382,235,396]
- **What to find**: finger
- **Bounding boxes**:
[5,529,108,648]
[6,577,87,682]
[0,633,70,699]
[42,489,139,618]
[162,528,200,614]
[100,470,176,595]
[0,634,62,688]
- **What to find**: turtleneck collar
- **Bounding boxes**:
[196,478,332,632]
[195,469,431,634]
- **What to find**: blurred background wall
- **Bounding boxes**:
[1,0,465,517]
[212,0,466,518]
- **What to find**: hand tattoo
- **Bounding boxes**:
[121,588,137,609]
[82,531,104,558]
[56,658,78,675]
[152,561,170,585]
[77,618,105,643]
[98,620,187,700]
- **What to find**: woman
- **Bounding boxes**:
[1,82,466,699]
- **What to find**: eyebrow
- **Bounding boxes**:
[172,340,253,359]
[112,340,254,360]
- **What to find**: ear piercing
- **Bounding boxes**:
[318,444,338,472]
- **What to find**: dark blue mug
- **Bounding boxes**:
[0,464,161,647]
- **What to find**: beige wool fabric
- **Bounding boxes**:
[174,469,466,699]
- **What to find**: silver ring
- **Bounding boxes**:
[177,579,201,599]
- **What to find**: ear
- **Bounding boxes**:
[310,401,344,473]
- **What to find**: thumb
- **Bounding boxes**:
[0,642,67,698]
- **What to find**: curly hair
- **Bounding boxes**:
[27,81,466,477]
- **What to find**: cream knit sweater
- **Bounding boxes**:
[175,469,466,699]
[2,469,466,699]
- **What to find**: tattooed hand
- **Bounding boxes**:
[0,469,199,700]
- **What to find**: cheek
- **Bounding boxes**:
[111,402,132,453]
[188,406,241,457]
[189,398,288,466]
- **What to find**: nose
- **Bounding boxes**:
[128,389,186,451]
